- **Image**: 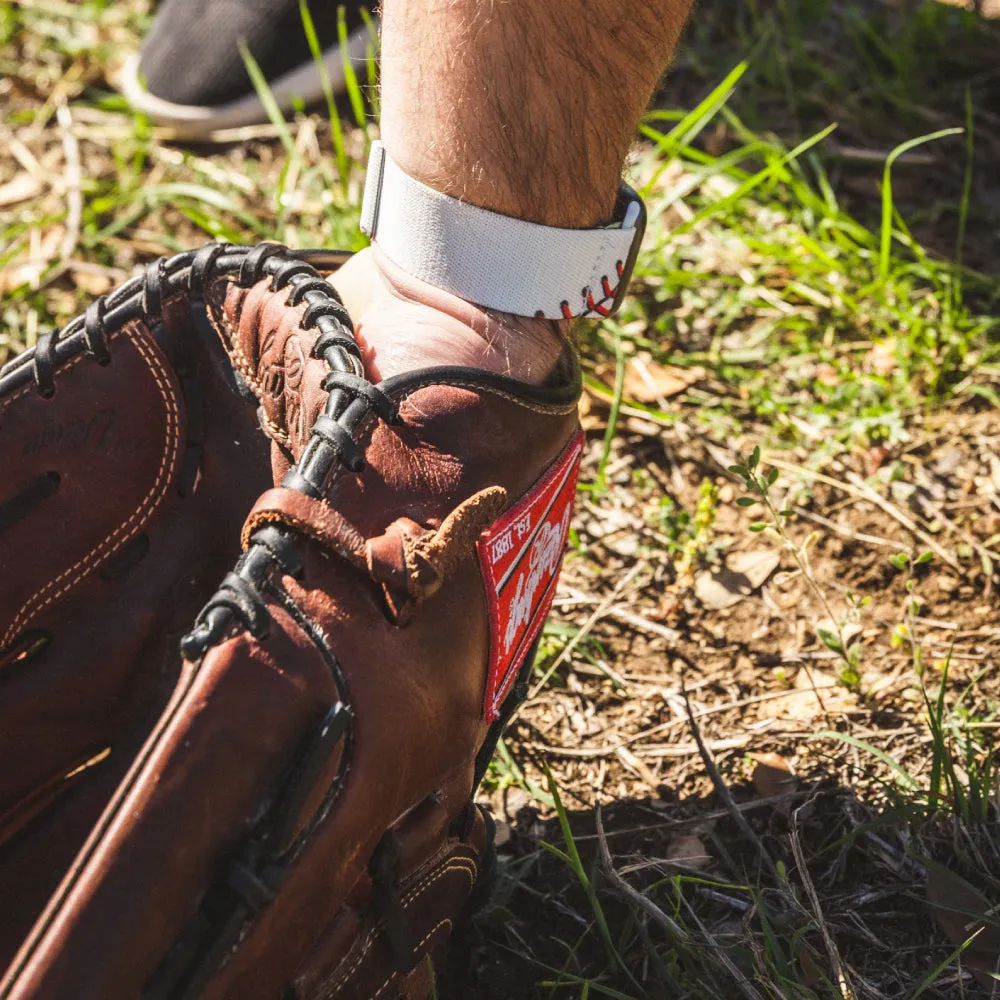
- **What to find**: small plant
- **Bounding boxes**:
[655,495,690,546]
[683,478,720,574]
[923,656,999,822]
[888,549,934,678]
[479,737,554,808]
[655,478,720,579]
[731,445,865,688]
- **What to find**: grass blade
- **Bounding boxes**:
[952,87,974,311]
[238,39,298,161]
[672,123,838,239]
[299,0,349,197]
[338,4,367,130]
[907,933,981,1000]
[641,60,748,164]
[812,731,920,792]
[596,330,625,491]
[878,127,962,283]
[543,765,631,985]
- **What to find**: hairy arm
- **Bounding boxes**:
[380,0,695,227]
[332,0,694,381]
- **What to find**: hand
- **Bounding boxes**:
[329,247,568,384]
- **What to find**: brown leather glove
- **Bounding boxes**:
[0,243,583,1000]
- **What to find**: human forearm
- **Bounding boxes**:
[379,0,695,228]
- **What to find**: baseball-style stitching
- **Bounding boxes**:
[401,857,477,907]
[216,307,264,395]
[1,324,182,648]
[324,859,477,995]
[365,920,453,1000]
[322,858,477,998]
[216,307,294,447]
[399,380,579,417]
[581,259,623,320]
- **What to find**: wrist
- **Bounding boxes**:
[360,142,645,322]
[329,248,569,385]
[370,247,570,373]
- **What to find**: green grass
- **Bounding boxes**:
[596,103,1000,462]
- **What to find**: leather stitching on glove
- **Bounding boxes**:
[365,922,450,1000]
[325,858,477,997]
[0,243,580,1000]
[396,378,578,417]
[1,326,182,648]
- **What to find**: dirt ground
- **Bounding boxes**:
[443,5,1000,992]
[445,398,1000,997]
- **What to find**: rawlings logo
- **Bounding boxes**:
[477,431,584,721]
[503,505,572,654]
[21,408,149,458]
[253,332,308,444]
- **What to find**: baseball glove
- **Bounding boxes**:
[0,243,583,1000]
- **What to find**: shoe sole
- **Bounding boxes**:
[117,20,376,141]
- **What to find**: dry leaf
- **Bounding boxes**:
[577,394,604,432]
[751,752,797,797]
[665,834,711,871]
[616,747,661,790]
[938,0,1000,14]
[71,268,113,296]
[769,668,849,722]
[925,861,1000,990]
[751,752,799,815]
[0,227,64,294]
[694,571,744,610]
[624,416,664,437]
[729,549,781,588]
[864,338,897,376]
[493,819,512,848]
[865,444,891,475]
[589,356,704,407]
[794,668,836,693]
[989,455,1000,496]
[623,357,704,404]
[797,939,828,992]
[694,549,780,610]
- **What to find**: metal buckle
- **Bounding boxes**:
[608,181,647,318]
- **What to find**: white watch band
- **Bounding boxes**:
[359,140,645,320]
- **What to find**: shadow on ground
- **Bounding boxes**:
[444,775,1000,999]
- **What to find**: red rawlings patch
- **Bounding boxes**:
[477,431,585,721]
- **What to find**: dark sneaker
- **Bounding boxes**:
[120,0,375,139]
